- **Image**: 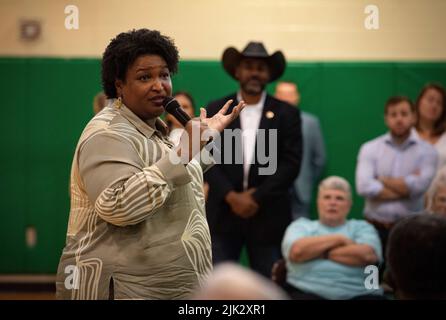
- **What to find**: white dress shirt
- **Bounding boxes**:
[237,91,266,190]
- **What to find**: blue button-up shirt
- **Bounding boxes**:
[355,129,438,223]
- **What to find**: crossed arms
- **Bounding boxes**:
[355,143,437,201]
[288,234,379,267]
[375,176,411,200]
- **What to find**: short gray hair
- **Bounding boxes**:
[318,176,352,200]
[426,168,446,211]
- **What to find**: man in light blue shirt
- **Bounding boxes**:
[282,176,383,300]
[356,96,438,253]
[275,81,326,219]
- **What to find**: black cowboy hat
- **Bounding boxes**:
[222,41,286,83]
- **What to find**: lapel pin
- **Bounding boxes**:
[266,111,275,119]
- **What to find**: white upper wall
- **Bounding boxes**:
[1,0,445,60]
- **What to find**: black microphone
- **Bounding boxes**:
[163,96,214,145]
[163,96,191,127]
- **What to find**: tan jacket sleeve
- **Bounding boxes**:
[78,132,191,227]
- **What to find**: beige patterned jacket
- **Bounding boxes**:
[56,101,213,299]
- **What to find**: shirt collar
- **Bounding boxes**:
[384,128,419,148]
[236,91,266,110]
[115,100,168,139]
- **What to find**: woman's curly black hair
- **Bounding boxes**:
[101,29,179,98]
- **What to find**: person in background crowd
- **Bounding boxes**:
[281,176,383,300]
[165,91,210,200]
[356,96,438,259]
[274,80,326,220]
[93,91,107,114]
[424,166,446,217]
[414,83,446,170]
[166,91,196,146]
[204,41,302,278]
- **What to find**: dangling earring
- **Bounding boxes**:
[115,96,122,109]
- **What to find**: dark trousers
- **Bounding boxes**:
[366,218,394,281]
[211,233,282,279]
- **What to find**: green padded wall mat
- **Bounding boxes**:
[1,57,445,272]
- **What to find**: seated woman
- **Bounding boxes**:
[281,176,384,300]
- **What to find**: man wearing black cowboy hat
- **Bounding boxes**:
[204,41,302,278]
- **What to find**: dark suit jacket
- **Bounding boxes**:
[204,93,302,245]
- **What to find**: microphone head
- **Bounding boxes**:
[162,96,192,127]
[162,96,181,114]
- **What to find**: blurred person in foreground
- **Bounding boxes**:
[386,214,446,299]
[192,262,289,300]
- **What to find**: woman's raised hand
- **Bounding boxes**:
[200,100,246,133]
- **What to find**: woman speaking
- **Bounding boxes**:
[56,29,244,300]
